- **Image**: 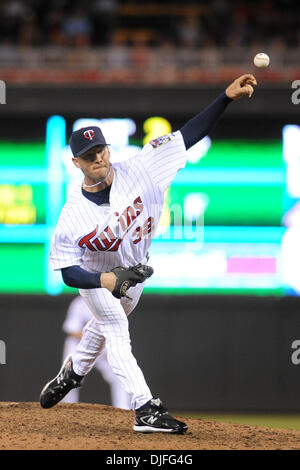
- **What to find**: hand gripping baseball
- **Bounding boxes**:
[111,263,154,299]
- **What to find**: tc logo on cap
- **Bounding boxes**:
[84,129,95,140]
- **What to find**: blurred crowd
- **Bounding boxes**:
[0,0,299,50]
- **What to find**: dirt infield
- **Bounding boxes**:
[1,402,300,450]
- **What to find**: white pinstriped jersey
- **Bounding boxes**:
[49,130,187,275]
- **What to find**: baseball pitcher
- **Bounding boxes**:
[40,75,257,434]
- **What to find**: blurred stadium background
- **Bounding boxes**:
[1,0,300,430]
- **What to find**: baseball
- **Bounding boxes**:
[254,53,270,68]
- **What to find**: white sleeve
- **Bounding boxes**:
[140,130,187,192]
[49,209,84,271]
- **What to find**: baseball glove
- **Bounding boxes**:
[111,263,154,299]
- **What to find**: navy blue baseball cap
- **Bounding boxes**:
[69,126,108,157]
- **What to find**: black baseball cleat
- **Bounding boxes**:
[39,354,83,409]
[134,398,188,434]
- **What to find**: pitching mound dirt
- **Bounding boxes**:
[1,402,300,450]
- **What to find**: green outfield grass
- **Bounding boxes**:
[176,412,300,431]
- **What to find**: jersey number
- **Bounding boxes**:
[133,217,155,244]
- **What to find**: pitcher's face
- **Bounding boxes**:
[73,145,111,182]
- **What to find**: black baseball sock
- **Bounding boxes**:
[136,400,151,412]
[69,364,84,382]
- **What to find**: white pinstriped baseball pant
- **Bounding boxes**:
[61,336,131,410]
[71,282,153,410]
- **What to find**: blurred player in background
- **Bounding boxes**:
[61,295,131,409]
